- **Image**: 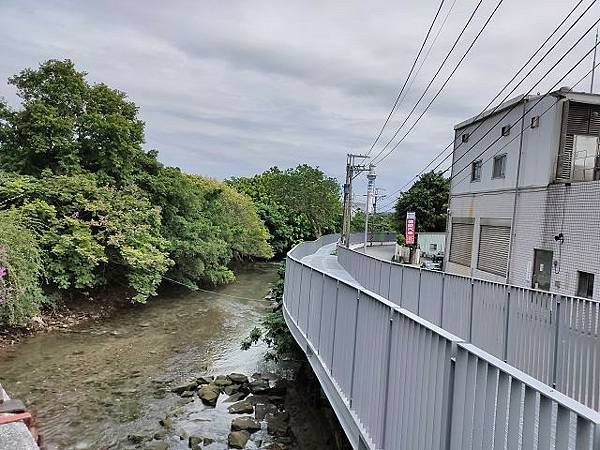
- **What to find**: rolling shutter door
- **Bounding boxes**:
[477,225,511,276]
[449,222,473,266]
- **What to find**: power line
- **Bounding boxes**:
[365,0,447,156]
[369,0,500,164]
[378,3,599,210]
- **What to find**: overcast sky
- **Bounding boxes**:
[1,0,598,203]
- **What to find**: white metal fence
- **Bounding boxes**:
[338,245,600,412]
[284,235,600,450]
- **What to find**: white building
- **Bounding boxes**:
[444,88,600,300]
[417,231,445,258]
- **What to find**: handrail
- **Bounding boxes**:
[284,234,600,449]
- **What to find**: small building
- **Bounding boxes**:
[417,231,445,258]
[444,89,600,300]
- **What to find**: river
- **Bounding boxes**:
[0,263,284,449]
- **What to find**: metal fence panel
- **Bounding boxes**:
[332,283,360,401]
[352,295,391,448]
[470,280,508,357]
[419,270,444,326]
[298,265,313,329]
[388,264,403,307]
[451,343,600,450]
[506,288,556,385]
[318,276,339,368]
[441,273,472,339]
[384,313,455,450]
[307,271,324,344]
[380,262,392,300]
[401,267,421,314]
[556,296,600,410]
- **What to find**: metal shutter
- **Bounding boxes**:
[477,225,511,277]
[449,222,473,266]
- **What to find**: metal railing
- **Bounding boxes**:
[283,235,600,450]
[338,244,600,412]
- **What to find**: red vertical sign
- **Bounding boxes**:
[405,212,416,245]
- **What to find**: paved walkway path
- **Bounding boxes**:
[300,243,357,284]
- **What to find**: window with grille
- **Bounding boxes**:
[577,271,594,298]
[492,154,506,179]
[531,116,540,128]
[429,243,437,252]
[449,220,473,266]
[501,125,511,136]
[471,160,482,182]
[461,133,470,143]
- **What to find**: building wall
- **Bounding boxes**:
[417,232,445,256]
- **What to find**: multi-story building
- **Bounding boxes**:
[444,88,600,300]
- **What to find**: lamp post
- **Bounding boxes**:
[363,165,376,252]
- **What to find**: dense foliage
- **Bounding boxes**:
[228,165,342,256]
[393,171,450,234]
[0,59,275,323]
[350,211,395,233]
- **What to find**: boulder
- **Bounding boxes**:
[249,379,270,394]
[255,403,277,421]
[172,380,199,394]
[228,430,250,449]
[228,400,254,414]
[159,415,174,428]
[198,384,220,406]
[224,384,241,396]
[225,392,248,403]
[231,416,261,433]
[196,376,214,385]
[228,373,249,384]
[214,375,233,387]
[126,432,152,444]
[189,435,204,449]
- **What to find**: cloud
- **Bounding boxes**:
[0,0,598,198]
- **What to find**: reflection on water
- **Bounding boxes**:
[0,263,278,449]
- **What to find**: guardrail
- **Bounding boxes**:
[338,244,600,412]
[284,235,600,450]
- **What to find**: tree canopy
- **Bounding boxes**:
[393,171,450,234]
[0,59,277,323]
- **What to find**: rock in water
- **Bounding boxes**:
[231,416,261,433]
[198,384,220,406]
[196,375,214,385]
[171,380,198,394]
[146,442,169,450]
[228,373,249,384]
[267,411,290,437]
[249,379,270,394]
[225,391,248,403]
[223,384,241,395]
[228,400,254,414]
[228,430,250,449]
[214,375,233,387]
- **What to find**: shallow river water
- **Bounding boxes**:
[0,263,280,449]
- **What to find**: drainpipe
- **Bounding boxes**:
[505,96,528,283]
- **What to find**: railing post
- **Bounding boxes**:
[316,272,325,353]
[468,279,475,342]
[380,308,394,449]
[399,266,404,307]
[349,291,361,408]
[306,268,313,332]
[503,286,512,362]
[296,263,304,319]
[551,295,562,389]
[417,269,423,315]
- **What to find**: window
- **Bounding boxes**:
[531,116,540,128]
[572,135,600,181]
[501,125,511,136]
[461,133,470,143]
[577,271,594,298]
[492,154,506,179]
[471,160,482,182]
[429,243,437,252]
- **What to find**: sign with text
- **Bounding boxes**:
[405,212,416,245]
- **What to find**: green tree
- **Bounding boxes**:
[0,59,148,184]
[228,165,342,256]
[394,171,450,234]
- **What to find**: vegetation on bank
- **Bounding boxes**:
[0,59,342,325]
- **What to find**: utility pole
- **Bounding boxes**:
[363,165,376,252]
[591,27,598,94]
[370,188,387,244]
[341,154,369,247]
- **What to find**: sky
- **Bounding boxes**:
[0,0,598,206]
